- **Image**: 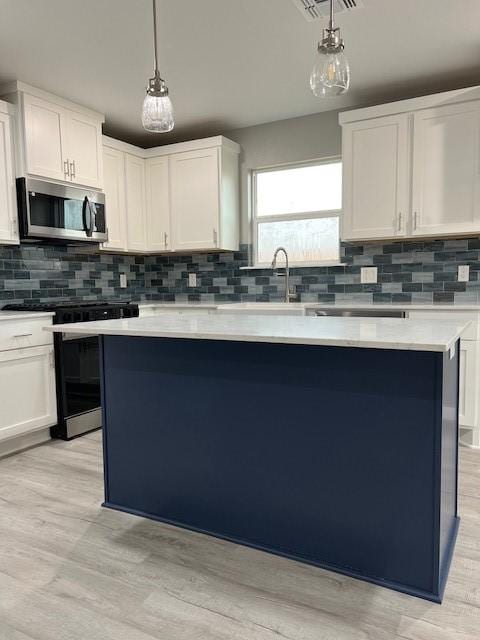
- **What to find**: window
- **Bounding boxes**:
[252,159,342,267]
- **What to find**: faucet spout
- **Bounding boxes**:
[271,247,294,303]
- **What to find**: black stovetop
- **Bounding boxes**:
[3,300,134,312]
[3,301,139,324]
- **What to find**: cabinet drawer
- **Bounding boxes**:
[0,317,53,352]
[407,311,478,341]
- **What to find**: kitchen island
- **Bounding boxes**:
[49,313,466,602]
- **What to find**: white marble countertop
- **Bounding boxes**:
[139,301,480,312]
[138,302,218,310]
[305,303,480,312]
[0,310,54,321]
[47,312,468,352]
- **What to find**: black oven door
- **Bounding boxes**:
[17,177,107,243]
[52,333,102,440]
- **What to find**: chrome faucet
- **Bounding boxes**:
[271,247,295,303]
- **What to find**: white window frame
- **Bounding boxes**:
[251,157,343,268]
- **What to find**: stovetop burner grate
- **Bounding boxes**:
[3,301,139,323]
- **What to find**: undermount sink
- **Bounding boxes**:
[216,302,306,316]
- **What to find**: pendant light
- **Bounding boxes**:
[142,0,174,132]
[310,0,350,97]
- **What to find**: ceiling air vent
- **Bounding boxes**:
[292,0,364,22]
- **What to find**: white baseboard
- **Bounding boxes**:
[0,428,51,459]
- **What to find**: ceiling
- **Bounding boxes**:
[0,0,479,147]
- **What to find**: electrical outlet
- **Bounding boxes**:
[458,265,470,282]
[119,273,127,288]
[188,273,197,287]
[360,267,378,284]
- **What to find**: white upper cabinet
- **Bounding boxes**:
[170,148,220,251]
[0,103,18,244]
[23,94,66,182]
[102,146,127,251]
[124,153,147,252]
[340,86,480,241]
[1,82,104,189]
[342,115,410,241]
[145,156,170,252]
[101,135,240,254]
[64,109,103,188]
[411,102,480,236]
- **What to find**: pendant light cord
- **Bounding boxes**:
[329,0,335,31]
[152,0,159,75]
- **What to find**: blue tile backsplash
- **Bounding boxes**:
[146,238,480,305]
[2,237,480,306]
[0,244,147,304]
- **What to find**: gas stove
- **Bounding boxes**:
[2,300,140,441]
[3,301,139,324]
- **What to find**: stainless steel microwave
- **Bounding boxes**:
[16,177,107,244]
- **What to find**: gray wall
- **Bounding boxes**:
[226,110,342,242]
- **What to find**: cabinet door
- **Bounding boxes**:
[0,346,57,442]
[170,148,220,251]
[342,114,410,241]
[125,154,147,252]
[0,112,18,244]
[23,94,67,182]
[102,147,127,251]
[145,156,170,252]
[412,102,480,236]
[459,340,478,428]
[64,110,103,188]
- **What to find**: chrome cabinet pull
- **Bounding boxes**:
[413,211,418,231]
[70,160,76,180]
[213,228,218,246]
[164,232,168,248]
[64,159,70,179]
[397,212,402,231]
[13,333,32,338]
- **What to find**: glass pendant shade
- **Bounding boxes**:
[142,0,174,133]
[142,91,174,132]
[310,49,350,97]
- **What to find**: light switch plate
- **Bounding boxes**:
[119,273,127,288]
[458,265,470,282]
[188,273,197,287]
[360,267,378,284]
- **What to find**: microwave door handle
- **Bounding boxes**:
[91,204,97,235]
[82,197,93,237]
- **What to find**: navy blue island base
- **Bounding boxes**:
[100,335,459,603]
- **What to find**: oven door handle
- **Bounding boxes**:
[82,197,94,238]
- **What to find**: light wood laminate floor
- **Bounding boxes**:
[0,431,478,640]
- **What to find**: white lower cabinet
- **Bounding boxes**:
[408,309,480,448]
[459,340,478,429]
[0,345,57,442]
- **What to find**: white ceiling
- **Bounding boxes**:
[0,0,479,147]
